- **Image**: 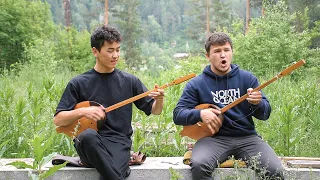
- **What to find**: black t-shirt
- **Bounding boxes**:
[55,68,154,146]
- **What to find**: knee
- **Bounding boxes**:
[190,157,215,175]
[190,158,202,171]
[78,129,99,146]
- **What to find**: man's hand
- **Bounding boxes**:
[246,88,262,105]
[54,105,105,127]
[200,108,222,135]
[149,84,164,101]
[150,84,164,115]
[80,105,106,121]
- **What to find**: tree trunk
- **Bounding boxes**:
[105,0,108,25]
[206,0,210,37]
[63,0,72,27]
[245,0,250,34]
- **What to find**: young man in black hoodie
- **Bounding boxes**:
[54,25,164,180]
[173,32,283,180]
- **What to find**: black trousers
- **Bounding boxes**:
[74,129,131,180]
[191,135,284,180]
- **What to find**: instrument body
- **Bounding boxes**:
[56,101,105,137]
[179,104,224,140]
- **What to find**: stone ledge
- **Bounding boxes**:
[1,157,320,180]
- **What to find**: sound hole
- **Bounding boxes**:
[208,105,218,109]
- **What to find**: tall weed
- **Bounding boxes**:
[256,77,320,157]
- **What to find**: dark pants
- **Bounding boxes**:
[191,135,284,180]
[74,129,131,180]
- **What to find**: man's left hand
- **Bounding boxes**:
[246,88,261,105]
[149,84,164,101]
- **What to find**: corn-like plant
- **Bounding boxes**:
[7,132,67,180]
[169,167,183,180]
[256,77,319,157]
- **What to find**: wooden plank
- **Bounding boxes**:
[280,156,320,161]
[287,160,320,169]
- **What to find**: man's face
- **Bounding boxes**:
[93,41,120,73]
[205,42,233,76]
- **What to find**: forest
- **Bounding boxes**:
[0,0,319,173]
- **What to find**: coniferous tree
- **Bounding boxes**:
[111,0,142,68]
[185,0,232,42]
[48,0,64,25]
[63,0,72,27]
[245,0,250,34]
[105,0,108,25]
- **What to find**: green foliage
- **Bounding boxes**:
[256,78,320,157]
[7,133,67,180]
[111,0,142,68]
[41,0,320,60]
[46,0,104,30]
[142,15,163,43]
[0,36,77,158]
[53,26,93,73]
[0,0,55,69]
[0,127,9,157]
[70,0,104,30]
[232,1,312,76]
[184,0,233,41]
[139,42,175,76]
[40,0,320,74]
[169,167,183,180]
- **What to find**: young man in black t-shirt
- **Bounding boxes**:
[54,25,164,180]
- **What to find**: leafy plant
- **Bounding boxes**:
[232,1,312,77]
[7,132,67,180]
[169,167,183,180]
[0,127,10,158]
[0,0,55,69]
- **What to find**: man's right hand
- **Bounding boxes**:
[53,105,106,127]
[200,108,223,135]
[80,105,106,122]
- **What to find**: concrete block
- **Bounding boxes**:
[1,157,319,180]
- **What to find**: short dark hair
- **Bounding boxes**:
[205,32,233,53]
[90,25,122,52]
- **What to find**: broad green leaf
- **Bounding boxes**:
[40,161,68,179]
[31,135,44,163]
[6,161,33,169]
[39,152,57,168]
[0,139,10,157]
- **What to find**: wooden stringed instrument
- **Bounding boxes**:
[56,73,196,137]
[179,59,306,140]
